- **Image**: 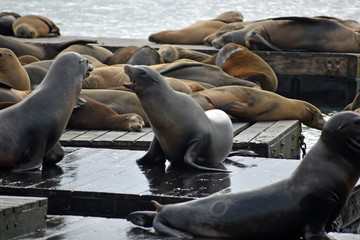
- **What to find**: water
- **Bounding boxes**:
[2,0,359,151]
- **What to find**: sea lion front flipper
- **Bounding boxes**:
[245,32,283,51]
[153,215,194,239]
[12,140,45,172]
[127,211,157,228]
[137,136,166,165]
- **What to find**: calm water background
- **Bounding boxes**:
[2,0,359,151]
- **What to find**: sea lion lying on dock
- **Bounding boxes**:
[127,111,360,239]
[12,14,60,38]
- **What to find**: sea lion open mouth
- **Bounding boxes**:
[123,65,136,89]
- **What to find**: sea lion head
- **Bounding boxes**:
[321,111,360,156]
[123,65,165,94]
[13,24,36,38]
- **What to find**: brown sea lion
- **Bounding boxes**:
[123,65,234,171]
[244,17,360,52]
[105,46,140,65]
[0,48,30,90]
[18,54,40,65]
[216,43,278,91]
[203,22,246,45]
[152,60,259,88]
[0,52,93,172]
[191,85,325,130]
[80,89,148,125]
[127,111,360,239]
[57,44,113,63]
[0,34,97,60]
[82,66,126,89]
[68,95,144,131]
[148,11,243,44]
[12,14,60,38]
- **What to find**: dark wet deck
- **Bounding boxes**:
[19,215,360,240]
[60,120,302,159]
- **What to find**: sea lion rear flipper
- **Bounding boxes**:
[137,136,166,165]
[127,211,157,227]
[153,215,194,239]
[245,32,283,51]
[184,140,230,172]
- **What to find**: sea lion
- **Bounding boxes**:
[18,54,40,65]
[67,95,144,131]
[0,34,97,60]
[191,85,325,130]
[123,65,233,171]
[82,66,127,89]
[105,46,140,65]
[152,61,259,88]
[80,89,149,125]
[23,60,53,88]
[148,11,243,44]
[57,44,113,63]
[0,82,30,102]
[244,17,360,52]
[127,111,360,239]
[216,43,278,91]
[0,52,93,172]
[0,48,30,90]
[157,45,212,63]
[12,14,60,38]
[203,22,246,45]
[0,12,21,36]
[126,45,164,65]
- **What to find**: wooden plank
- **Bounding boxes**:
[60,130,88,141]
[71,130,108,142]
[233,121,274,143]
[232,121,251,136]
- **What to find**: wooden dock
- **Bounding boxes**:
[60,120,302,159]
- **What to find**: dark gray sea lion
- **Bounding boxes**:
[126,45,164,65]
[0,12,21,36]
[0,52,93,172]
[244,17,360,52]
[23,60,53,88]
[127,111,360,239]
[123,65,234,171]
[0,34,97,60]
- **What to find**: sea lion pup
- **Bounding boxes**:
[67,95,144,131]
[191,86,325,130]
[123,65,234,171]
[0,52,93,172]
[0,48,31,90]
[216,43,278,91]
[128,111,360,239]
[148,11,243,44]
[12,14,60,38]
[244,17,360,52]
[0,34,97,60]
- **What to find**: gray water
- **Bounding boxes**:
[2,0,359,150]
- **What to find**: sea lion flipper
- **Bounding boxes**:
[127,211,157,227]
[184,141,230,172]
[12,148,43,172]
[43,142,64,165]
[137,136,166,165]
[153,215,194,239]
[245,32,283,52]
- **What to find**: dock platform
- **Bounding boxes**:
[0,147,359,239]
[0,195,47,240]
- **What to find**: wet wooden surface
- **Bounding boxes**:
[60,120,302,159]
[18,215,360,240]
[0,147,301,218]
